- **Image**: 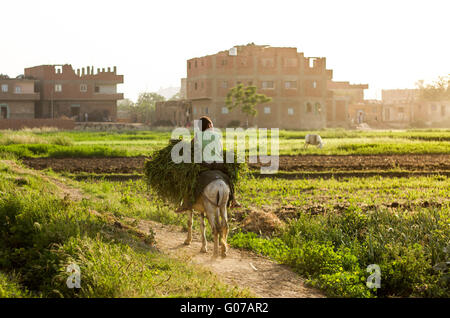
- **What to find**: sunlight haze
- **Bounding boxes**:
[2,0,449,101]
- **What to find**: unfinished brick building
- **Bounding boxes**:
[0,76,39,119]
[24,64,123,121]
[327,81,369,127]
[153,100,192,127]
[186,44,334,129]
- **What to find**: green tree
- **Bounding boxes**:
[416,75,450,101]
[117,98,134,111]
[130,93,165,123]
[225,84,271,127]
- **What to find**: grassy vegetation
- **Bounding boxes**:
[233,175,449,297]
[1,127,449,298]
[65,173,449,298]
[0,161,251,298]
[0,272,31,298]
[229,208,449,297]
[0,128,448,158]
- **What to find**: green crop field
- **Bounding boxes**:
[0,128,449,158]
[0,128,449,298]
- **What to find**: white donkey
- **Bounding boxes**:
[184,176,230,258]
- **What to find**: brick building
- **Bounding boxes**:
[327,81,369,127]
[24,64,123,121]
[0,76,39,119]
[381,88,450,127]
[153,100,192,126]
[185,44,334,129]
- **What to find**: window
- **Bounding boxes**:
[264,106,271,114]
[95,86,100,93]
[80,84,87,92]
[55,84,62,92]
[221,59,228,66]
[1,84,8,92]
[312,81,317,89]
[261,81,274,89]
[306,102,312,113]
[194,82,198,90]
[221,81,228,89]
[284,58,298,67]
[288,108,294,115]
[14,86,21,93]
[222,107,229,114]
[195,60,198,68]
[239,57,248,66]
[193,107,197,115]
[284,81,297,89]
[261,58,274,67]
[398,107,404,113]
[188,62,191,69]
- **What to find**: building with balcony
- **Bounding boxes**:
[0,76,40,119]
[24,64,123,121]
[185,44,334,129]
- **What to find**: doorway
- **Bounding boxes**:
[0,105,8,119]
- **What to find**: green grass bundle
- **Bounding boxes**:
[144,139,247,206]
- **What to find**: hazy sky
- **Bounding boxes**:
[2,0,449,101]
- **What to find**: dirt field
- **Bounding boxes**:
[22,154,450,173]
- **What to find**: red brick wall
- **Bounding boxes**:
[0,119,75,130]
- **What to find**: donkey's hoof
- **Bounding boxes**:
[200,247,207,253]
[221,249,227,258]
[184,240,191,246]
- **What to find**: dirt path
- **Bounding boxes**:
[3,160,86,201]
[137,219,324,298]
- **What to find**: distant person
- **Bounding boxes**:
[84,112,88,122]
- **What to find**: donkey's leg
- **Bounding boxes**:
[184,210,193,245]
[220,205,229,258]
[200,213,207,253]
[204,203,219,258]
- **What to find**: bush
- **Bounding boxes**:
[229,207,449,298]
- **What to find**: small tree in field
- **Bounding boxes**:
[225,84,271,127]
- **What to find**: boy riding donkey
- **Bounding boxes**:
[175,116,241,213]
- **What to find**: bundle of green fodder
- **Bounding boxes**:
[144,139,247,206]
